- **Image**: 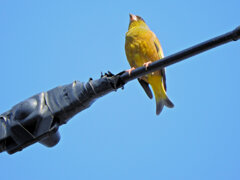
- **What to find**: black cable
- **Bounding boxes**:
[0,26,239,154]
[120,26,240,83]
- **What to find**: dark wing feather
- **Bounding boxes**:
[160,68,167,91]
[138,78,153,99]
[154,41,167,91]
[154,41,160,54]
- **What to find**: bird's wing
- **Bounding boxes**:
[153,35,167,91]
[160,68,167,91]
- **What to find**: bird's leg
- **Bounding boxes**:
[126,67,136,75]
[143,61,152,70]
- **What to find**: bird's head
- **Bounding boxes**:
[128,14,149,30]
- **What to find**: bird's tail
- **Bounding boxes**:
[148,75,174,115]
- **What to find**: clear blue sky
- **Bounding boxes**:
[1,0,240,179]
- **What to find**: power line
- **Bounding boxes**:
[0,26,239,154]
[120,26,240,83]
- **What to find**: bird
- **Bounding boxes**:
[125,14,174,115]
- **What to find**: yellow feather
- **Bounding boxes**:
[125,14,174,115]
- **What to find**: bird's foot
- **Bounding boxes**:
[143,61,152,70]
[126,67,136,75]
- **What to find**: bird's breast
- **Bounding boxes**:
[125,37,148,67]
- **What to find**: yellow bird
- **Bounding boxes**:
[125,14,174,115]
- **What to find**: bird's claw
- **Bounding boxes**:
[143,61,152,70]
[126,67,136,75]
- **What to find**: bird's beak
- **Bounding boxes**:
[129,14,137,21]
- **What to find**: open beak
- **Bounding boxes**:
[129,13,137,21]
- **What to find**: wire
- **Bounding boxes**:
[120,26,240,83]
